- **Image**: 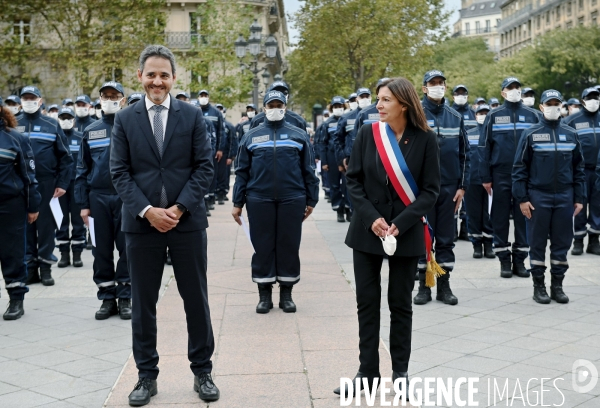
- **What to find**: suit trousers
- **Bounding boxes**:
[26,179,57,267]
[56,180,86,253]
[353,250,417,375]
[126,228,214,379]
[0,196,28,299]
[465,184,493,245]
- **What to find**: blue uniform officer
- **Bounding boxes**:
[513,89,585,304]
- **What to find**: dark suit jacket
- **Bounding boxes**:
[345,123,440,256]
[110,97,214,233]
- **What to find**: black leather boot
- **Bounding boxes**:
[550,274,569,303]
[57,252,70,268]
[587,234,600,255]
[86,232,93,250]
[118,298,132,319]
[208,196,215,210]
[532,275,551,304]
[436,274,458,305]
[571,239,584,255]
[473,243,483,259]
[40,266,54,286]
[413,272,431,305]
[345,208,352,222]
[337,209,345,223]
[256,284,273,314]
[483,241,495,258]
[334,371,380,397]
[26,266,40,285]
[500,260,512,278]
[72,252,83,267]
[194,372,220,401]
[279,284,296,313]
[512,261,530,278]
[128,378,157,406]
[95,299,118,320]
[3,299,24,320]
[217,193,225,205]
[392,371,409,390]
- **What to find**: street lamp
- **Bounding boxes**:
[273,73,283,82]
[234,19,278,107]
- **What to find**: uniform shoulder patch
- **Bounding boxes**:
[16,126,25,133]
[251,135,270,144]
[575,122,590,130]
[88,129,107,139]
[532,134,551,142]
[495,116,511,124]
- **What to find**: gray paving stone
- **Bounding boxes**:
[473,345,541,363]
[80,367,124,387]
[442,355,512,375]
[456,329,521,345]
[51,357,121,377]
[63,340,129,357]
[0,389,56,407]
[19,350,87,368]
[64,387,111,407]
[34,377,108,400]
[0,368,73,388]
[0,343,56,360]
[37,401,80,408]
[9,327,71,343]
[94,349,132,365]
[0,381,19,396]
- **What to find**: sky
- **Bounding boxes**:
[282,0,462,44]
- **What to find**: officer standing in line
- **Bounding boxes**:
[93,99,102,120]
[127,93,143,106]
[513,90,585,304]
[215,104,236,203]
[249,81,308,131]
[232,90,319,314]
[56,108,85,268]
[567,98,582,115]
[75,81,131,320]
[522,88,536,108]
[474,97,486,109]
[451,85,477,131]
[319,96,350,222]
[175,92,190,103]
[74,95,95,132]
[17,86,72,286]
[333,88,372,173]
[198,90,224,208]
[62,98,75,109]
[5,96,22,119]
[0,96,41,320]
[479,77,541,279]
[413,70,469,306]
[47,105,60,120]
[313,113,330,201]
[488,98,500,109]
[236,104,256,140]
[564,87,600,255]
[466,104,495,259]
[346,93,358,113]
[561,102,569,118]
[203,117,217,216]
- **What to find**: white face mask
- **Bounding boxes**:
[265,108,285,122]
[454,95,468,106]
[584,99,600,113]
[561,107,568,116]
[7,106,20,115]
[22,100,40,114]
[476,115,486,125]
[75,107,89,117]
[59,118,74,130]
[349,102,358,111]
[380,234,397,256]
[247,111,256,119]
[198,97,209,106]
[570,107,581,115]
[332,108,344,117]
[358,98,371,109]
[522,97,535,107]
[427,86,445,100]
[504,89,522,103]
[48,112,59,119]
[543,105,561,121]
[100,98,123,115]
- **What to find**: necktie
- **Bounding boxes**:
[152,105,168,208]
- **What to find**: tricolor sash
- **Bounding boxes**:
[372,121,445,287]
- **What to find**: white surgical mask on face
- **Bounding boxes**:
[48,112,59,119]
[570,107,581,115]
[101,98,123,115]
[247,111,255,119]
[522,97,535,107]
[22,100,40,114]
[504,89,522,103]
[427,86,445,100]
[349,102,358,111]
[543,105,562,121]
[198,97,209,106]
[7,106,19,115]
[358,98,371,109]
[476,115,486,125]
[561,107,569,116]
[75,107,89,117]
[265,108,285,122]
[584,99,600,113]
[454,95,468,106]
[59,118,74,130]
[332,108,344,117]
[95,109,102,118]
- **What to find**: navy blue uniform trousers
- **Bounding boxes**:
[574,168,600,239]
[326,148,349,212]
[26,180,56,267]
[216,156,228,195]
[246,195,306,286]
[491,172,528,262]
[527,189,574,276]
[89,191,129,300]
[126,229,214,379]
[0,196,29,299]
[56,180,86,253]
[465,184,493,245]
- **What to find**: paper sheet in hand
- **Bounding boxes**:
[488,189,493,215]
[316,160,321,173]
[240,215,255,252]
[88,217,97,247]
[49,197,63,228]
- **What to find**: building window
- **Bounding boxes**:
[546,11,550,24]
[556,5,561,19]
[566,20,573,27]
[592,11,598,25]
[579,0,583,9]
[567,1,572,16]
[486,20,491,32]
[476,21,481,33]
[497,18,501,27]
[465,22,470,35]
[12,19,31,45]
[593,0,598,6]
[537,15,541,29]
[579,16,585,25]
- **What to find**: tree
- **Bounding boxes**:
[286,0,450,111]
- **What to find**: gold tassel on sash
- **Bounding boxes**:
[425,251,446,288]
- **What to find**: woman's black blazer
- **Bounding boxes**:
[345,122,441,257]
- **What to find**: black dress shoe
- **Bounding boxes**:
[194,372,220,401]
[95,299,118,320]
[128,378,157,407]
[334,371,380,397]
[392,371,409,390]
[3,299,24,320]
[72,252,83,267]
[119,298,132,320]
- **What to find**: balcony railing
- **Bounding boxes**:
[165,32,200,49]
[500,4,533,28]
[453,26,498,36]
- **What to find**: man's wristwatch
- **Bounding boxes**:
[176,203,187,213]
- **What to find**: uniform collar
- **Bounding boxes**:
[422,96,445,113]
[23,110,42,120]
[502,100,522,109]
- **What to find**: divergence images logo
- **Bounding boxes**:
[572,359,598,394]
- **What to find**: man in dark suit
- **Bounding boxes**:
[110,45,219,406]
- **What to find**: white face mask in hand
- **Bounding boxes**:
[380,234,397,256]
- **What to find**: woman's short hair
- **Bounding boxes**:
[377,78,431,132]
[0,106,18,129]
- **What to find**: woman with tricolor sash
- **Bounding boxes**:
[334,78,440,396]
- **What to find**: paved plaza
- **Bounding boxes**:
[1,186,600,407]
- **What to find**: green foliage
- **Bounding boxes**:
[286,0,450,111]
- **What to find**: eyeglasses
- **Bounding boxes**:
[100,95,122,101]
